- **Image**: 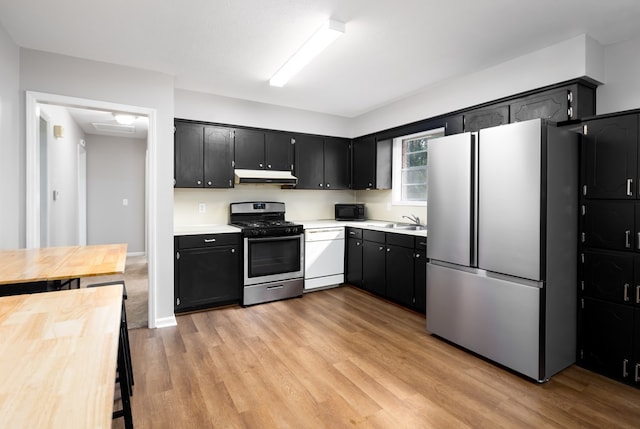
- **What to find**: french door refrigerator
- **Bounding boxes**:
[426,118,578,382]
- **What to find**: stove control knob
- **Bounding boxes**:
[285,228,291,234]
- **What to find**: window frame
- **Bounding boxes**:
[391,127,445,206]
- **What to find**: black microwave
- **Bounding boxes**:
[335,204,365,221]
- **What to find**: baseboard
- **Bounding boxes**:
[127,251,146,257]
[154,315,177,329]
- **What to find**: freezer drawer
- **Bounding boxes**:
[427,262,543,381]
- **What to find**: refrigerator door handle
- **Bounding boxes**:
[470,133,479,267]
[626,230,631,248]
[627,179,634,197]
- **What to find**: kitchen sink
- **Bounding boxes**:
[390,223,426,231]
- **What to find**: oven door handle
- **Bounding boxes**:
[246,235,302,243]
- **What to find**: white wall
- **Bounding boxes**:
[87,135,146,253]
[175,187,354,226]
[39,104,85,247]
[0,24,20,249]
[175,89,351,138]
[19,48,175,326]
[597,34,640,115]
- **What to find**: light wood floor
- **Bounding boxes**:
[114,286,640,428]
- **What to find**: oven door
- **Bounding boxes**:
[244,234,304,285]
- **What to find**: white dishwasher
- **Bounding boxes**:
[304,227,345,291]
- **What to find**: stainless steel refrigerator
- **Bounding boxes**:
[426,118,578,382]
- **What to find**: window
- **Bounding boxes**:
[392,128,444,205]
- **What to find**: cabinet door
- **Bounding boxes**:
[346,238,363,287]
[414,238,427,313]
[581,249,633,304]
[234,129,265,169]
[294,135,324,189]
[463,105,509,132]
[265,132,293,171]
[510,88,570,123]
[352,136,375,189]
[634,309,640,385]
[324,137,350,190]
[385,243,414,307]
[174,122,204,187]
[204,126,233,188]
[175,244,240,312]
[580,297,634,382]
[582,201,635,251]
[582,115,638,199]
[362,240,386,296]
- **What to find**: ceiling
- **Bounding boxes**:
[65,107,149,140]
[3,0,640,118]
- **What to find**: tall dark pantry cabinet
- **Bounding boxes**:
[578,112,640,387]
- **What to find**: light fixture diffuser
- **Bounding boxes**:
[113,113,137,125]
[269,19,345,87]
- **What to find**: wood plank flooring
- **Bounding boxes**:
[114,286,640,428]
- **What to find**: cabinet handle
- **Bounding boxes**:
[231,248,235,253]
[207,181,212,186]
[268,164,272,169]
[636,363,640,383]
[356,242,360,246]
[624,283,630,301]
[379,246,384,251]
[636,285,640,304]
[259,163,264,168]
[229,179,232,187]
[319,183,323,188]
[204,238,216,243]
[623,359,629,378]
[628,179,634,196]
[637,233,640,250]
[415,253,420,258]
[387,248,391,252]
[197,180,202,185]
[368,182,373,187]
[626,230,631,248]
[326,183,331,188]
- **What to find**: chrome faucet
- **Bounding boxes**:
[402,214,421,225]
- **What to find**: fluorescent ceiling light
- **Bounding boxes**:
[269,19,345,87]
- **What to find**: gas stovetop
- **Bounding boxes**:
[229,202,303,237]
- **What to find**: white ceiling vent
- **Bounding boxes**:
[91,122,135,133]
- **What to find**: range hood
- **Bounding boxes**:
[234,169,297,185]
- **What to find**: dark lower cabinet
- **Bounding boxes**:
[346,228,363,287]
[346,228,427,313]
[362,238,386,296]
[385,233,415,308]
[580,297,635,383]
[174,233,241,313]
[414,237,427,313]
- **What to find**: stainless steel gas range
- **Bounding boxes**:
[230,202,304,306]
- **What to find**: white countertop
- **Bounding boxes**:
[174,224,241,236]
[174,220,426,237]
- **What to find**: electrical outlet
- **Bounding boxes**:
[122,198,128,206]
[199,203,206,213]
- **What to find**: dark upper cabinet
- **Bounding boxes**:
[582,114,639,199]
[174,121,233,188]
[204,126,234,188]
[234,129,265,170]
[323,137,350,189]
[463,105,509,132]
[352,137,391,190]
[510,83,595,123]
[294,136,350,190]
[175,122,204,187]
[265,132,294,171]
[234,129,293,171]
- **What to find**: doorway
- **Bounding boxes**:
[25,91,158,329]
